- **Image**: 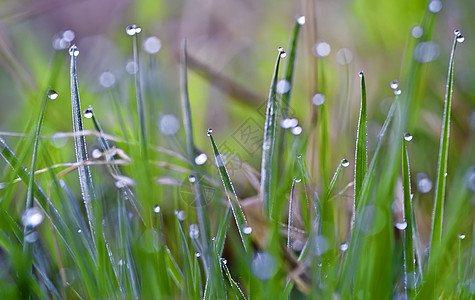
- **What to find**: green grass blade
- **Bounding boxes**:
[208,130,251,253]
[165,247,185,290]
[287,178,297,249]
[429,32,462,258]
[261,47,285,218]
[69,45,96,237]
[402,137,416,298]
[326,158,348,200]
[354,71,367,209]
[221,258,247,300]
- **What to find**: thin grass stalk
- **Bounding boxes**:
[261,47,285,218]
[402,138,416,298]
[69,45,96,239]
[354,71,367,209]
[221,258,247,300]
[429,32,462,259]
[287,178,297,249]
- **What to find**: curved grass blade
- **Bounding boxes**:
[326,158,347,200]
[287,178,297,249]
[402,138,416,298]
[429,32,462,258]
[165,246,185,290]
[221,258,247,300]
[354,71,367,209]
[261,48,285,218]
[69,45,96,238]
[208,131,251,253]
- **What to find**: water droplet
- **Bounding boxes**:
[459,233,466,240]
[277,46,284,52]
[294,177,302,183]
[251,252,277,280]
[394,89,402,96]
[99,72,116,88]
[221,258,227,264]
[21,207,44,228]
[91,149,102,159]
[189,224,199,239]
[176,210,185,221]
[207,128,213,136]
[194,153,208,165]
[143,36,162,54]
[114,176,136,188]
[126,24,142,36]
[339,243,349,252]
[311,235,329,256]
[157,114,180,136]
[280,51,287,58]
[276,80,291,94]
[312,93,325,106]
[77,228,82,233]
[242,226,252,235]
[411,26,424,39]
[126,61,138,74]
[69,45,79,57]
[313,41,331,57]
[211,236,216,241]
[336,48,353,65]
[414,41,440,63]
[358,71,364,78]
[153,205,161,213]
[47,89,58,100]
[296,15,306,25]
[341,159,350,168]
[195,252,201,257]
[427,0,442,13]
[404,132,413,142]
[280,118,298,129]
[390,80,399,90]
[188,175,196,183]
[24,231,39,243]
[444,172,448,177]
[454,29,461,36]
[395,221,408,230]
[416,173,433,193]
[292,240,304,251]
[83,106,93,119]
[63,30,75,42]
[456,34,465,43]
[291,126,302,136]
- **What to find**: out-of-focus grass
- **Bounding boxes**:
[0,0,474,299]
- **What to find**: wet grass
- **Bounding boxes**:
[0,7,473,300]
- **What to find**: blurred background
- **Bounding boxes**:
[0,0,473,247]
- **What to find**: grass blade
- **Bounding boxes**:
[402,137,416,298]
[429,31,462,258]
[69,45,96,237]
[326,158,349,200]
[354,71,367,209]
[221,258,247,300]
[208,130,251,253]
[261,47,285,218]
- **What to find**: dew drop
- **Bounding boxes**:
[312,93,325,106]
[394,89,402,96]
[126,24,142,36]
[188,175,196,183]
[456,34,465,43]
[276,80,291,94]
[99,72,116,88]
[358,71,364,78]
[194,153,208,165]
[277,46,284,52]
[390,80,399,90]
[416,173,433,193]
[404,132,413,142]
[280,51,287,58]
[313,41,331,57]
[341,159,350,168]
[158,114,180,136]
[339,243,349,252]
[251,252,277,280]
[77,228,82,233]
[467,165,475,192]
[47,89,58,100]
[242,226,252,235]
[395,221,408,230]
[207,128,213,136]
[221,258,227,264]
[335,48,353,65]
[297,15,306,25]
[311,235,329,256]
[292,240,304,251]
[83,106,93,119]
[414,41,440,63]
[91,149,102,159]
[294,177,302,183]
[24,231,39,243]
[411,26,424,39]
[189,224,199,239]
[291,126,302,136]
[459,233,466,240]
[454,29,461,36]
[427,0,442,13]
[143,36,162,54]
[21,207,44,228]
[195,252,201,257]
[153,205,161,214]
[68,45,79,57]
[63,30,75,42]
[176,210,185,221]
[126,61,138,74]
